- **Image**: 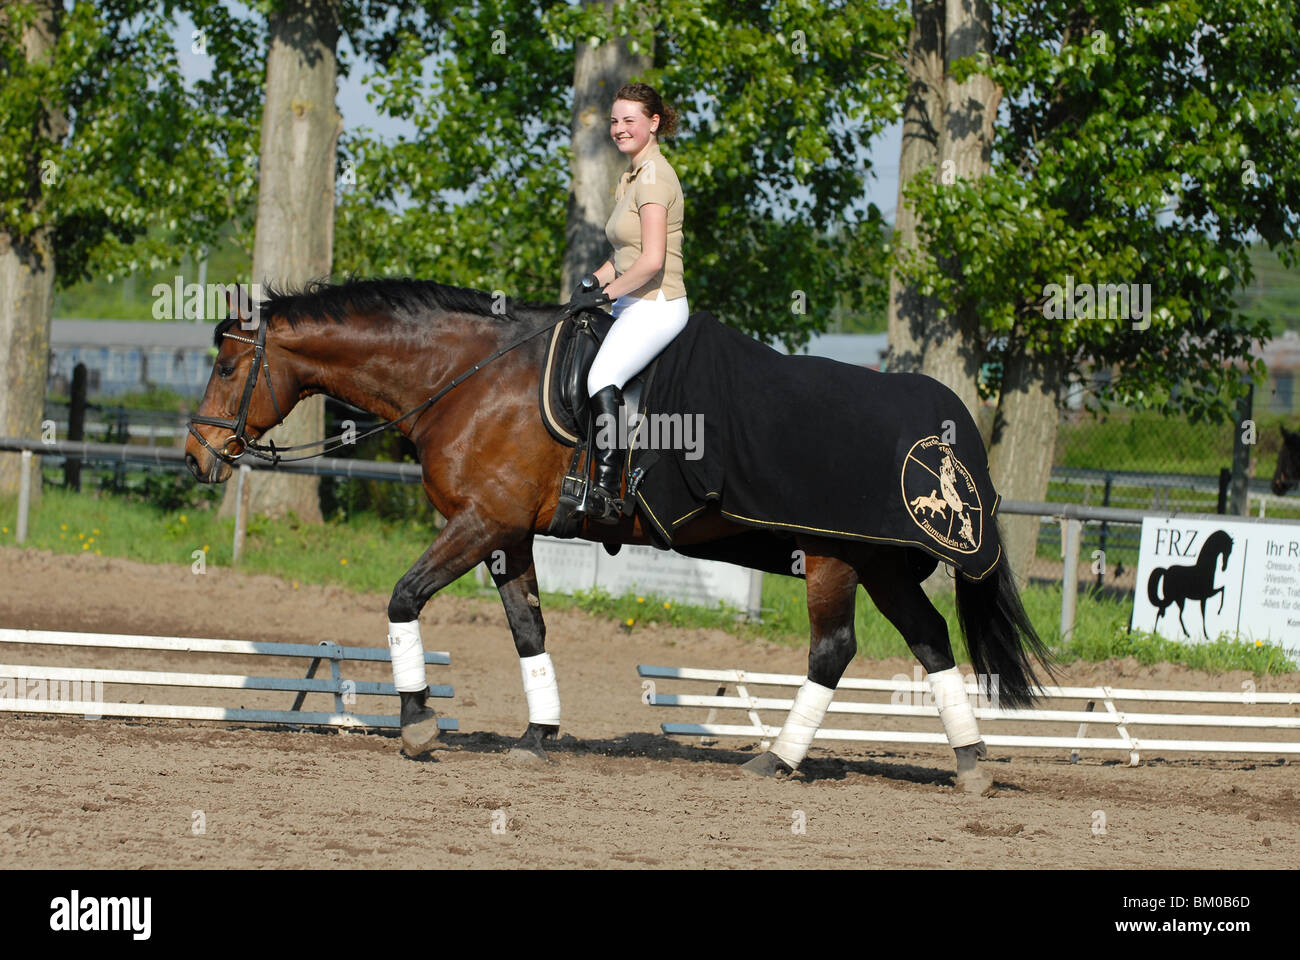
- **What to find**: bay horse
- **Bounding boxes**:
[184,278,1054,792]
[1272,424,1300,496]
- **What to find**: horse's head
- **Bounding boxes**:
[185,287,303,484]
[1272,425,1300,496]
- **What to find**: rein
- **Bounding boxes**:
[189,305,569,466]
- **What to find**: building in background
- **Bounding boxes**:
[1260,330,1300,414]
[48,320,213,398]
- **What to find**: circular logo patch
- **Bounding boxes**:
[900,436,984,554]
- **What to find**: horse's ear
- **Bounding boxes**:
[225,284,253,324]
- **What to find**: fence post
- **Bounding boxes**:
[747,569,763,621]
[1096,474,1112,589]
[1059,518,1082,643]
[65,363,87,491]
[15,450,32,544]
[232,464,251,564]
[1229,382,1252,515]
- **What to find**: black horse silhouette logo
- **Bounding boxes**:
[1147,530,1233,639]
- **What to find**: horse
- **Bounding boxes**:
[1146,530,1234,639]
[1272,425,1300,496]
[184,278,1055,792]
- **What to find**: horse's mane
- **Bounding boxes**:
[213,277,557,346]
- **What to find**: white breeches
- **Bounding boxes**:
[587,290,690,395]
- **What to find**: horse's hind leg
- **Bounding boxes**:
[859,546,990,793]
[488,535,560,762]
[742,537,858,778]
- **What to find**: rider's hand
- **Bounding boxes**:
[565,274,611,315]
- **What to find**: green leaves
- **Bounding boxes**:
[334,0,909,346]
[893,0,1299,421]
[0,1,262,285]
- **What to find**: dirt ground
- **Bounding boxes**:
[0,546,1296,869]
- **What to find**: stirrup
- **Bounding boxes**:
[581,486,624,525]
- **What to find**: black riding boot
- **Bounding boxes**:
[587,384,624,524]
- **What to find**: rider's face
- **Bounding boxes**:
[610,99,659,159]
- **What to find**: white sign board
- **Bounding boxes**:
[531,536,760,616]
[1131,516,1300,658]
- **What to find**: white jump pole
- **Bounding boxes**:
[15,449,32,545]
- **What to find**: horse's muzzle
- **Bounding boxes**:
[185,451,232,484]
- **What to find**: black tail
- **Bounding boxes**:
[954,542,1058,710]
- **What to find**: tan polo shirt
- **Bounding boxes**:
[604,142,686,300]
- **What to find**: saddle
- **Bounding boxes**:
[538,309,656,538]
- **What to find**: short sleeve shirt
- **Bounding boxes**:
[604,143,686,300]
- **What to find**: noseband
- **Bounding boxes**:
[188,317,288,464]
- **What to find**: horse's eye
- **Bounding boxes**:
[217,362,236,379]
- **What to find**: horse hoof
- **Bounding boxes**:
[954,740,991,793]
[400,708,443,756]
[956,767,994,794]
[507,745,550,764]
[508,723,558,763]
[741,752,792,778]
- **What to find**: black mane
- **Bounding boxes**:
[213,277,558,346]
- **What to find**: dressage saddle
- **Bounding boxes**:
[538,308,655,538]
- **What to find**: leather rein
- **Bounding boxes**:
[188,306,569,467]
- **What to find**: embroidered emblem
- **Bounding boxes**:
[900,436,983,553]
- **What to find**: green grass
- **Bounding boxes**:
[1055,407,1299,479]
[0,485,480,597]
[3,486,1293,675]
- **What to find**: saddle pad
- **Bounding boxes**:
[626,311,1004,580]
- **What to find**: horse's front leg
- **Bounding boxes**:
[488,535,560,761]
[387,508,501,755]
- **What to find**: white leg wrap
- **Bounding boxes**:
[387,620,428,693]
[928,666,981,748]
[769,679,835,769]
[519,652,561,726]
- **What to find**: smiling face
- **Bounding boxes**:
[610,98,659,160]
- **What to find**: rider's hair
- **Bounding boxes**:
[613,82,679,139]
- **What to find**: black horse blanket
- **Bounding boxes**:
[624,312,1003,580]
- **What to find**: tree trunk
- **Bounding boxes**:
[561,0,653,298]
[220,0,341,523]
[885,0,944,376]
[0,1,64,500]
[920,0,1001,424]
[987,348,1064,585]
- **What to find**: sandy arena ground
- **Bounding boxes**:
[0,546,1296,869]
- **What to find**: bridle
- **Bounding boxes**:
[188,316,287,464]
[189,304,577,467]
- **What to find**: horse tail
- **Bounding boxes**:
[954,533,1058,710]
[1148,568,1166,608]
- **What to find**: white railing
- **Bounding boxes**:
[638,664,1300,765]
[0,629,457,731]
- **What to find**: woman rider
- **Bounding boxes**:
[566,82,688,524]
